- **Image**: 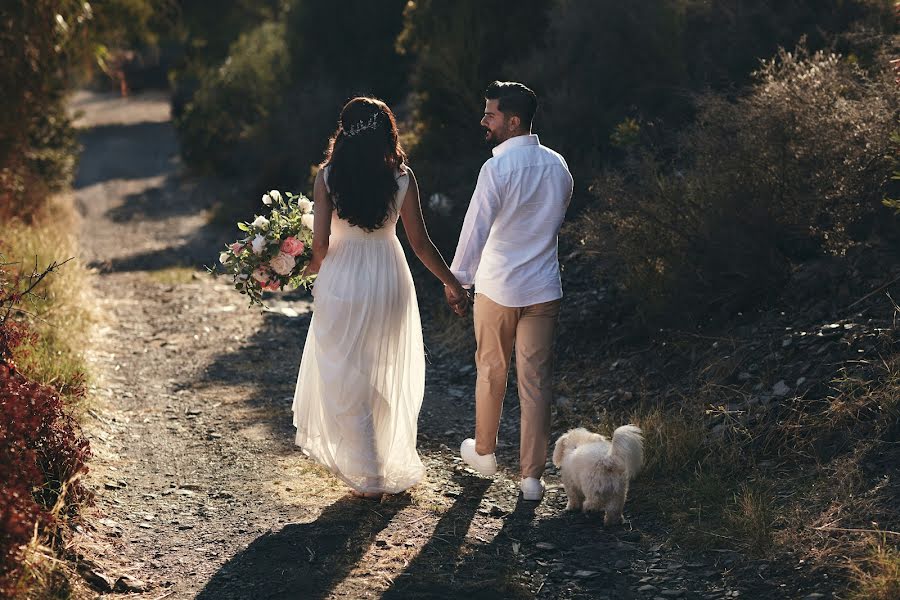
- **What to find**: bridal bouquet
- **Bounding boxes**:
[215,189,316,307]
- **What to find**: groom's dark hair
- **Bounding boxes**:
[485,81,537,129]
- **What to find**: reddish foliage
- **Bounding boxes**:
[0,268,91,596]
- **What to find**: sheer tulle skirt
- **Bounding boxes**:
[292,234,425,494]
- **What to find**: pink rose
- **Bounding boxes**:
[280,236,305,257]
[263,280,281,291]
[230,242,244,254]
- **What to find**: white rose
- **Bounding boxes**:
[269,251,296,276]
[251,215,269,229]
[301,213,315,231]
[219,252,230,264]
[261,193,272,205]
[268,190,282,203]
[298,198,314,214]
[250,234,267,254]
[251,267,269,283]
[237,273,249,281]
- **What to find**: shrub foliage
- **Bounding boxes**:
[578,46,900,322]
[0,260,90,597]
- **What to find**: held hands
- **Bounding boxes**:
[444,282,470,316]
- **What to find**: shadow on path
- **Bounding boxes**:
[87,224,226,274]
[196,494,406,600]
[75,121,178,188]
[104,171,223,224]
[381,473,493,599]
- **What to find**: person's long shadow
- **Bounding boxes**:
[195,472,491,600]
[196,493,409,600]
[381,472,492,599]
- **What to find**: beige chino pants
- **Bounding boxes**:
[473,293,561,479]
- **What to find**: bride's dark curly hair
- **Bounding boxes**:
[321,97,407,231]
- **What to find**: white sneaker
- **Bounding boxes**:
[520,477,545,501]
[460,438,497,476]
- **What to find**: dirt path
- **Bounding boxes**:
[69,90,813,600]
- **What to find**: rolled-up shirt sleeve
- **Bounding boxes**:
[450,162,502,287]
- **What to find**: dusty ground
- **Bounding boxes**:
[67,90,832,600]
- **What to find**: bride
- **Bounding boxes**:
[292,97,467,500]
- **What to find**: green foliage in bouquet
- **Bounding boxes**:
[214,189,316,308]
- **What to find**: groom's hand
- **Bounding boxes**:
[444,284,469,316]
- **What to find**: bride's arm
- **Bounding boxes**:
[399,168,468,313]
[306,168,333,274]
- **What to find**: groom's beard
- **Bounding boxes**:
[483,127,503,147]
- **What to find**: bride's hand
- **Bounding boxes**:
[303,259,322,277]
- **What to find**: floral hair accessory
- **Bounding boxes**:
[343,112,380,137]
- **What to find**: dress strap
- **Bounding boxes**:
[395,165,411,210]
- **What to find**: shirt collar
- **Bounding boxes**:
[492,133,540,157]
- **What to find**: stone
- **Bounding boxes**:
[79,563,115,592]
[772,380,790,397]
[115,575,149,592]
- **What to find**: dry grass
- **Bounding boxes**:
[847,537,900,600]
[2,194,97,401]
[15,476,93,600]
[725,483,776,555]
[2,197,97,597]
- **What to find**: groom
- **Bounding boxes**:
[448,81,573,501]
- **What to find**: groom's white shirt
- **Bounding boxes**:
[450,134,573,308]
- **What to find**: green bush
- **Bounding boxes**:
[0,2,93,218]
[286,0,409,102]
[510,0,895,195]
[577,45,899,323]
[512,0,688,169]
[398,0,549,158]
[173,0,410,189]
[175,21,289,174]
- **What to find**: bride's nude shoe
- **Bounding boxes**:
[460,438,497,476]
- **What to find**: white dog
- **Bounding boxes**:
[552,425,644,526]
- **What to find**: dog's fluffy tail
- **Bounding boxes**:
[608,424,644,479]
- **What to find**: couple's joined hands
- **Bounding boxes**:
[444,282,470,316]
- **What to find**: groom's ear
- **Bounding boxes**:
[509,114,521,132]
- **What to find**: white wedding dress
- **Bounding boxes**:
[292,166,426,494]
